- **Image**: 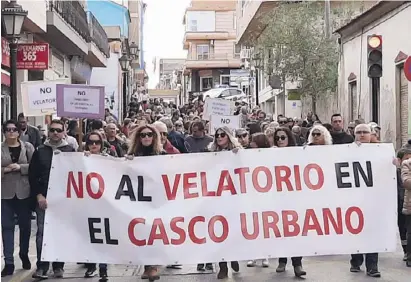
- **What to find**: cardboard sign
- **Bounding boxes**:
[203,98,234,121]
[21,79,69,116]
[210,114,240,135]
[56,84,105,119]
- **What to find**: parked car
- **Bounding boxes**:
[203,88,246,101]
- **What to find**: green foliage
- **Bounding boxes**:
[255,1,342,102]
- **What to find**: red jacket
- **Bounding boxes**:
[164,140,180,154]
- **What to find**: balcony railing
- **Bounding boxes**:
[49,0,90,43]
[187,53,241,60]
[87,12,109,57]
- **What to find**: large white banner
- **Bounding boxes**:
[42,144,397,265]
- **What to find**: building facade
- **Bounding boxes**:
[236,0,377,119]
[183,0,242,97]
[1,0,109,125]
[158,58,185,90]
[335,1,411,147]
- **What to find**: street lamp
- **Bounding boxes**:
[2,0,28,120]
[129,42,139,60]
[119,54,131,119]
[252,54,262,106]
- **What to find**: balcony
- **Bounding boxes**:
[44,0,90,56]
[236,0,277,45]
[86,12,109,67]
[185,53,241,69]
[183,31,236,49]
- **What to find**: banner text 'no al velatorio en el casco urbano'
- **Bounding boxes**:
[42,144,397,265]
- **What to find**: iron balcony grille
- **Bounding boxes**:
[87,12,109,57]
[49,0,90,43]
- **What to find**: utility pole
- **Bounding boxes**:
[324,0,331,39]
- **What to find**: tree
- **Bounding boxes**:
[254,1,351,113]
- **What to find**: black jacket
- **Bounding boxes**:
[29,143,75,198]
[331,131,354,144]
[168,130,187,153]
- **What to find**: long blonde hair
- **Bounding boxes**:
[210,126,242,152]
[127,124,163,155]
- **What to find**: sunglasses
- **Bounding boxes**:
[49,128,63,133]
[160,132,168,137]
[236,133,248,139]
[355,131,370,135]
[5,127,18,133]
[279,121,287,125]
[176,124,183,127]
[311,132,321,137]
[139,132,154,138]
[215,132,227,138]
[275,135,287,141]
[86,140,102,146]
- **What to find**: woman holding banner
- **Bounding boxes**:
[82,131,112,280]
[208,126,242,279]
[126,124,165,281]
[271,127,307,277]
[1,120,35,277]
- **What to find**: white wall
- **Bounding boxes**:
[338,4,411,142]
[19,0,47,32]
[90,53,121,119]
[186,11,216,32]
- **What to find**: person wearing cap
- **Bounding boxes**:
[235,128,250,148]
[368,122,381,142]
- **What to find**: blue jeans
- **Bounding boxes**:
[35,207,64,271]
[350,253,378,271]
[1,198,32,265]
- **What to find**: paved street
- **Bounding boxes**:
[1,224,411,282]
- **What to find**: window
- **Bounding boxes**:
[201,77,213,91]
[348,80,357,121]
[189,20,197,31]
[219,89,231,98]
[197,45,209,60]
[233,12,237,30]
[234,43,241,58]
[220,75,230,86]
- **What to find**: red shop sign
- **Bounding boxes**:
[16,43,49,70]
[2,37,10,68]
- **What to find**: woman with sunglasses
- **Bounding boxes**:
[126,124,164,281]
[246,132,270,268]
[82,131,110,280]
[271,127,306,277]
[1,120,35,277]
[208,126,242,279]
[307,125,333,146]
[273,127,297,148]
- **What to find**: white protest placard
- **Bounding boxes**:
[210,114,240,135]
[42,144,397,265]
[56,84,105,119]
[203,98,235,121]
[20,79,69,116]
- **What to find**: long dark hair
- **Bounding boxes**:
[273,127,296,147]
[84,132,104,152]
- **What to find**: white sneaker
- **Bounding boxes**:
[262,258,269,267]
[247,260,256,267]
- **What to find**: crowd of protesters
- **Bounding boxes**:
[1,94,411,281]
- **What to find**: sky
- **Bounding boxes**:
[143,0,190,88]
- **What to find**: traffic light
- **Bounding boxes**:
[367,35,382,78]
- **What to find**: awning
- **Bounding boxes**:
[1,69,10,87]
